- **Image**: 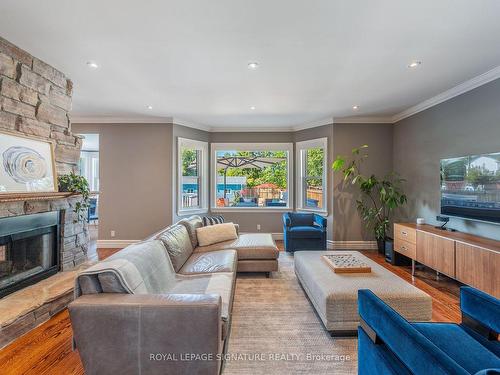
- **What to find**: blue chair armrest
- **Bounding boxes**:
[313,214,327,229]
[358,289,468,375]
[282,213,291,228]
[460,286,500,335]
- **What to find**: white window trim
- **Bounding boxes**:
[296,137,328,214]
[211,142,294,211]
[177,137,209,215]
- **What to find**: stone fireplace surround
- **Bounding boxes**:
[0,37,91,347]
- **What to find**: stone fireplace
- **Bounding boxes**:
[0,36,88,270]
[0,211,60,298]
[0,37,90,347]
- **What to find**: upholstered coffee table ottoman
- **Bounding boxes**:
[294,251,432,336]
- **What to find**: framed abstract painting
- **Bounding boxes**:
[0,131,58,193]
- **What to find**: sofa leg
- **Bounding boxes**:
[266,272,271,278]
[329,329,358,338]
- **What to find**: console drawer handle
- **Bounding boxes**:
[401,231,408,236]
[401,246,407,251]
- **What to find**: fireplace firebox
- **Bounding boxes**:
[0,211,60,298]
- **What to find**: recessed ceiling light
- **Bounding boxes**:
[352,105,359,110]
[147,105,153,110]
[247,62,259,70]
[86,61,99,69]
[250,106,256,110]
[408,61,422,68]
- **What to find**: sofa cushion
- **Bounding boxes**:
[75,240,177,296]
[412,322,500,374]
[195,233,279,260]
[196,223,238,247]
[178,215,203,248]
[179,250,237,275]
[202,215,225,226]
[289,226,323,238]
[157,224,194,272]
[170,273,234,321]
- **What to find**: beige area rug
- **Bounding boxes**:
[223,253,357,375]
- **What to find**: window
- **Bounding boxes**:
[178,138,208,214]
[211,143,293,210]
[296,138,327,213]
[78,134,99,192]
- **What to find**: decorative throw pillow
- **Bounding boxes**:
[196,222,238,247]
[202,215,225,226]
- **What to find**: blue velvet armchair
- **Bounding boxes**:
[282,212,327,252]
[358,287,500,375]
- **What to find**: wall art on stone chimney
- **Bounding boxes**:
[0,131,57,193]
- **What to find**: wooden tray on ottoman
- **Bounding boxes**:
[321,254,372,273]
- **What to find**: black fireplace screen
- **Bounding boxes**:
[0,211,60,298]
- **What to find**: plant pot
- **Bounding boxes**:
[377,238,385,254]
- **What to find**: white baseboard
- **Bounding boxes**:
[271,233,284,240]
[240,232,284,240]
[97,237,376,251]
[97,240,139,248]
[327,240,378,250]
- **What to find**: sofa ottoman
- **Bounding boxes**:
[294,251,432,336]
[178,216,279,275]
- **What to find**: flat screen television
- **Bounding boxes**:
[440,152,500,224]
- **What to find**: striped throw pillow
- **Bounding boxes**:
[202,215,225,226]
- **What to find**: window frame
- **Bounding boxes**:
[211,142,294,212]
[296,137,328,214]
[177,137,209,215]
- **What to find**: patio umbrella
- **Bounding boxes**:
[216,156,285,199]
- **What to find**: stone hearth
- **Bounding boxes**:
[0,259,95,349]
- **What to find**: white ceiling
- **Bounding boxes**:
[1,0,500,130]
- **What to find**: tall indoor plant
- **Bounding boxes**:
[333,145,407,253]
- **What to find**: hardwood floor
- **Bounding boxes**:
[363,251,461,322]
[0,244,462,374]
[0,310,84,375]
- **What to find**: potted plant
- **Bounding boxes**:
[58,172,91,223]
[333,145,407,254]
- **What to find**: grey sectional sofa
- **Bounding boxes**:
[69,215,279,375]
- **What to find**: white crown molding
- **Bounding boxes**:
[71,116,173,124]
[392,65,500,123]
[333,116,394,124]
[210,125,295,132]
[172,117,212,132]
[292,117,334,131]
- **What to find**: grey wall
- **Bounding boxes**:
[332,123,394,241]
[72,122,395,242]
[72,123,173,240]
[294,124,335,240]
[393,78,500,240]
[73,79,500,243]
